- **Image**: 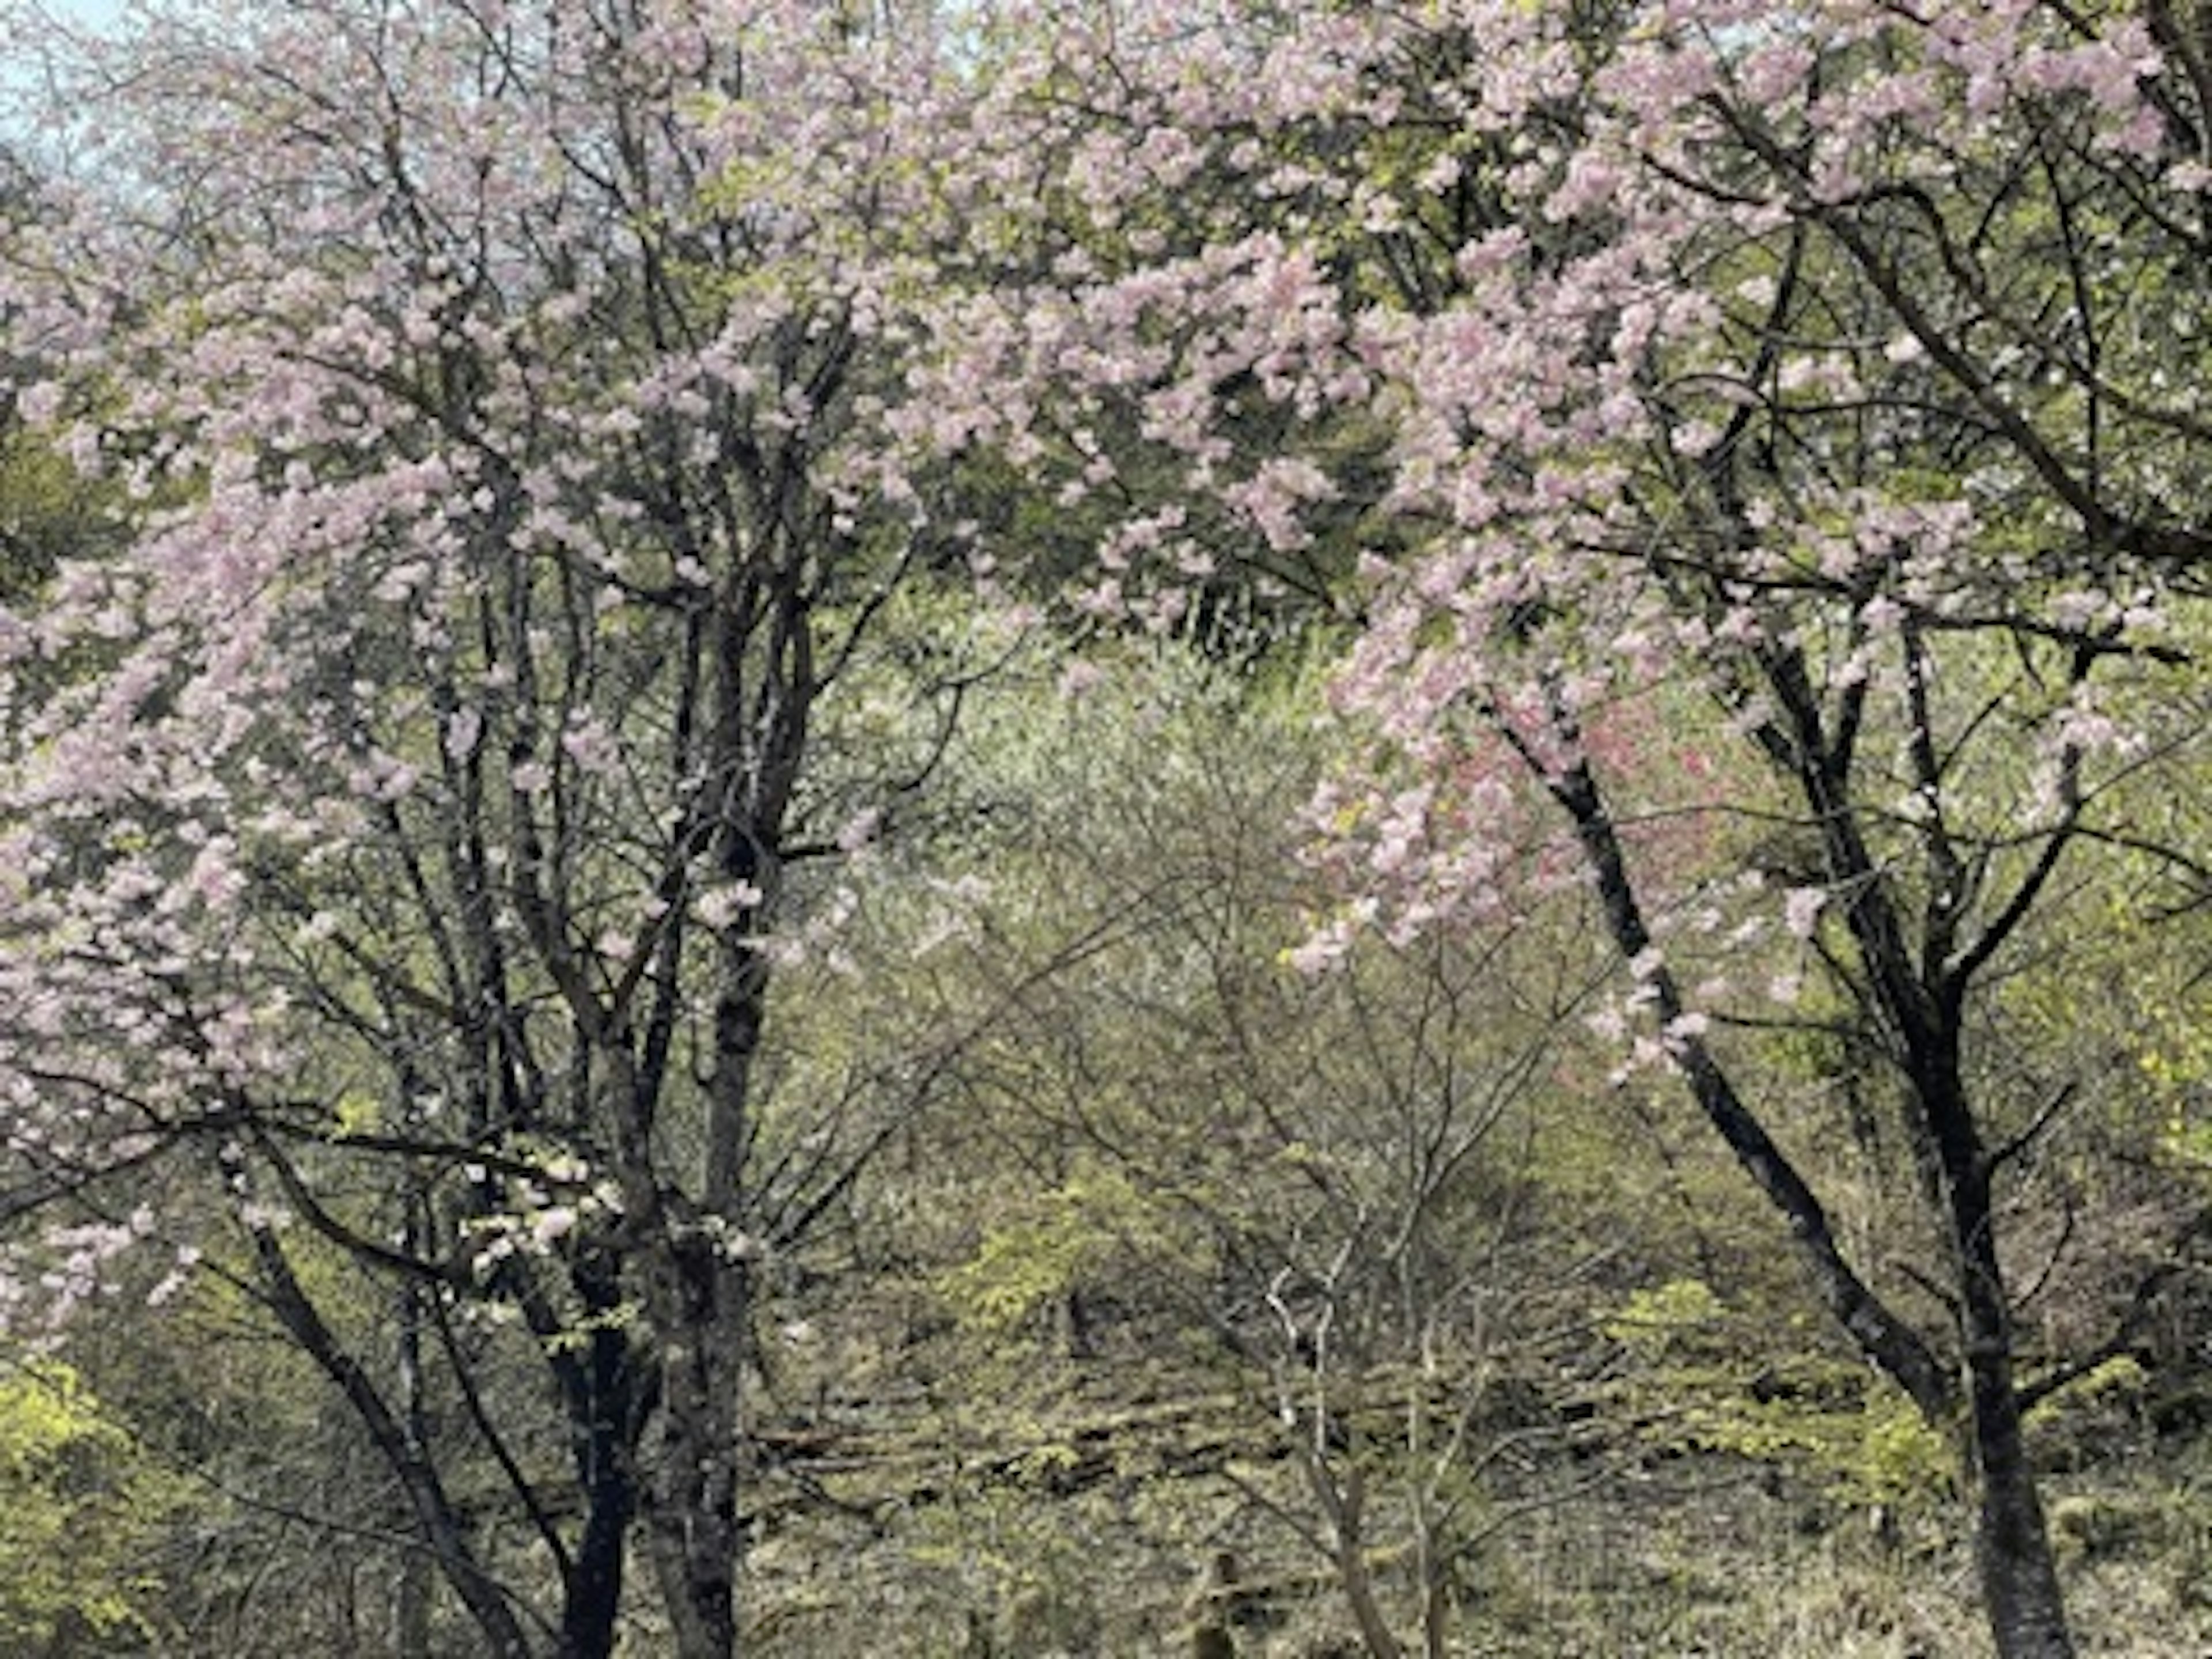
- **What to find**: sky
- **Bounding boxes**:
[33,0,125,24]
[1,0,128,158]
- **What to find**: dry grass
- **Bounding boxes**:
[730,1436,2212,1656]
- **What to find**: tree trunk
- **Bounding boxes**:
[643,1237,747,1659]
[1301,1451,1404,1659]
[558,1308,641,1659]
[1971,1359,2074,1659]
[240,1202,533,1658]
[1945,1120,2075,1659]
[561,1491,632,1659]
[1551,753,2078,1658]
[394,1271,434,1659]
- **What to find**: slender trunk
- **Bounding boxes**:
[644,1238,745,1659]
[622,837,767,1656]
[395,1252,434,1659]
[1970,1347,2074,1659]
[1550,749,2077,1657]
[601,1035,745,1659]
[1938,1089,2074,1659]
[1301,1452,1404,1659]
[1554,763,1955,1416]
[560,1491,634,1659]
[1418,1509,1448,1659]
[645,566,796,1653]
[559,1308,641,1659]
[238,1200,533,1658]
[590,838,755,1659]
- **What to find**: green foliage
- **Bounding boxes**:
[1603,1279,1952,1510]
[1603,1277,1729,1355]
[0,426,105,597]
[2028,1356,2152,1453]
[0,1358,178,1652]
[935,1158,1199,1339]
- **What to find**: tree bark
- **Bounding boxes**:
[1547,750,2077,1658]
[642,1236,746,1659]
[395,1249,434,1659]
[237,1192,534,1659]
[1300,1453,1404,1659]
[1934,1071,2075,1659]
[1970,1342,2075,1659]
[1551,761,1956,1418]
[556,1293,642,1659]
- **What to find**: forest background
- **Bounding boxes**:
[3,2,2212,1656]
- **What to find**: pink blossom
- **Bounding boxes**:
[1783,887,1827,940]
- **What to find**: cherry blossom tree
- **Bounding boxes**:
[0,2,1001,1654]
[921,4,2212,1655]
[9,2,2211,1653]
